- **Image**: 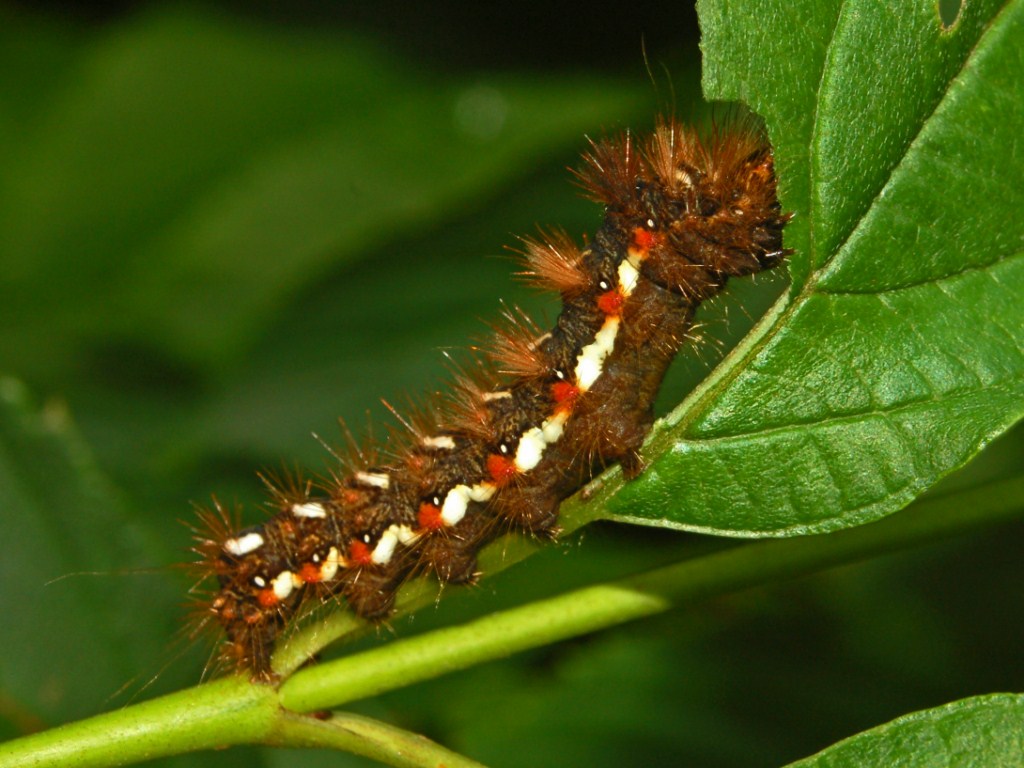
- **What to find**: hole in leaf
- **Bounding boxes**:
[938,0,963,29]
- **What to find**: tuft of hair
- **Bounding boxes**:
[574,128,642,207]
[439,357,500,440]
[514,229,589,296]
[259,466,314,512]
[188,498,240,577]
[482,305,549,378]
[181,499,258,676]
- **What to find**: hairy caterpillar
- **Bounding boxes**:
[191,117,790,678]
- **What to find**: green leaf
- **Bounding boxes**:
[601,0,1024,535]
[0,379,176,729]
[0,7,646,388]
[785,693,1024,767]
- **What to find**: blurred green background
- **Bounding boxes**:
[1,2,1021,767]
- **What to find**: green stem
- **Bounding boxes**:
[2,475,1020,768]
[0,677,275,768]
[279,474,1024,712]
[267,711,488,768]
[272,534,546,676]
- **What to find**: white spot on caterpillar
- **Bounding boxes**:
[646,218,656,228]
[618,258,640,296]
[575,316,620,391]
[467,483,496,503]
[514,427,546,471]
[371,528,400,565]
[253,576,267,588]
[441,486,470,526]
[291,501,327,519]
[422,435,456,450]
[563,254,639,406]
[369,524,419,564]
[271,571,298,601]
[395,524,418,545]
[320,547,341,581]
[481,390,512,402]
[440,483,496,526]
[536,251,637,456]
[512,411,569,473]
[541,410,568,443]
[223,531,264,557]
[355,471,390,489]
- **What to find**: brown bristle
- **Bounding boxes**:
[645,119,705,194]
[189,499,240,569]
[438,357,499,439]
[258,467,314,511]
[574,129,642,207]
[482,305,549,378]
[514,230,589,295]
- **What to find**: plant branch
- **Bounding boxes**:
[2,474,1020,768]
[267,711,488,768]
[279,474,1024,712]
[0,677,274,768]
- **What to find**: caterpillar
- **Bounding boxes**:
[192,117,790,679]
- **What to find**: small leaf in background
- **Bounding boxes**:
[0,379,178,731]
[0,7,649,389]
[605,0,1024,535]
[785,694,1024,767]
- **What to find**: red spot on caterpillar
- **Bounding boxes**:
[633,227,659,251]
[348,540,373,567]
[257,589,278,608]
[418,502,444,531]
[487,453,518,485]
[551,380,579,407]
[299,562,322,583]
[597,289,625,315]
[340,488,363,505]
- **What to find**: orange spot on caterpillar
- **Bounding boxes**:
[348,539,373,566]
[487,453,518,485]
[257,589,278,608]
[340,489,363,505]
[418,502,444,531]
[299,562,322,583]
[551,381,579,407]
[597,289,625,315]
[633,227,659,251]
